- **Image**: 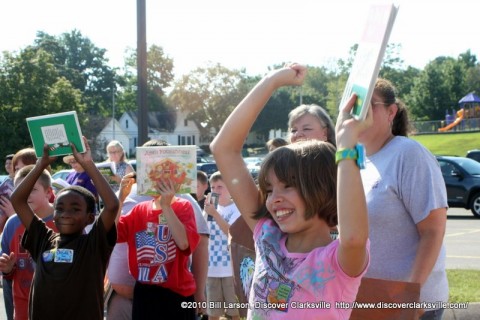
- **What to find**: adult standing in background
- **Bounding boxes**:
[360,78,448,319]
[105,140,134,191]
[63,155,98,201]
[287,104,336,146]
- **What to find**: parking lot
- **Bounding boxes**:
[0,207,476,320]
[445,208,480,270]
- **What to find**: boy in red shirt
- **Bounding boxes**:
[116,177,199,320]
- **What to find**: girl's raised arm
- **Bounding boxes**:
[335,95,372,276]
[210,64,306,231]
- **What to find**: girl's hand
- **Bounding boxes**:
[156,179,178,209]
[335,93,374,149]
[269,63,307,88]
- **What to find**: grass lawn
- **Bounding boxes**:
[411,132,480,156]
[447,269,480,302]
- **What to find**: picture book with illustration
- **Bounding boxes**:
[340,4,399,121]
[0,180,13,216]
[96,162,117,185]
[26,111,85,157]
[136,146,197,195]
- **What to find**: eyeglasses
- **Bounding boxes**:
[68,160,77,165]
[108,150,121,155]
[371,101,389,106]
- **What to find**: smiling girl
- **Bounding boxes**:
[210,63,371,319]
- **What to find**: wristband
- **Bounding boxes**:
[335,144,365,169]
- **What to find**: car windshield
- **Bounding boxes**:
[244,157,263,165]
[454,157,480,175]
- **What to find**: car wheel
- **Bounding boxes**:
[469,192,480,218]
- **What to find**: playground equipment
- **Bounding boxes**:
[438,92,480,132]
[438,109,464,132]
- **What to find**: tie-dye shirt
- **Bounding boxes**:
[248,218,369,320]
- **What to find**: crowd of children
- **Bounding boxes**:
[0,64,448,320]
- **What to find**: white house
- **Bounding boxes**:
[95,118,131,159]
[97,110,201,158]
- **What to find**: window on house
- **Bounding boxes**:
[184,119,188,126]
[126,120,129,129]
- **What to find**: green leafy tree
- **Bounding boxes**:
[407,57,466,120]
[169,63,247,135]
[33,30,117,116]
[0,48,86,157]
[115,45,176,130]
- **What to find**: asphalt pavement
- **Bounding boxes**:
[0,208,477,319]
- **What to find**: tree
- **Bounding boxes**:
[115,45,176,130]
[0,48,86,157]
[33,30,117,116]
[407,57,466,120]
[169,63,247,135]
[251,85,295,141]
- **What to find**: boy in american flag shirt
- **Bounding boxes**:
[116,177,199,320]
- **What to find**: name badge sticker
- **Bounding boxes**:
[54,248,74,263]
[42,250,55,262]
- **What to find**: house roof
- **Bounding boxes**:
[126,110,176,132]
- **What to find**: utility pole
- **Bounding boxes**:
[112,86,115,140]
[137,0,148,146]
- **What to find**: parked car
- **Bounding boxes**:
[51,169,73,181]
[197,162,218,178]
[466,149,480,163]
[436,155,480,217]
[243,156,264,179]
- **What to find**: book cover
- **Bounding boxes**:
[26,111,86,158]
[339,4,399,121]
[52,178,71,191]
[136,146,197,196]
[96,162,117,185]
[0,180,13,216]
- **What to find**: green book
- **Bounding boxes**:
[26,111,85,157]
[340,4,399,121]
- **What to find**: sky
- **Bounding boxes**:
[1,0,480,78]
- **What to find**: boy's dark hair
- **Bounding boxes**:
[209,171,222,183]
[14,165,52,189]
[5,154,14,161]
[56,186,97,215]
[197,170,208,185]
[142,139,169,147]
[256,140,337,227]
